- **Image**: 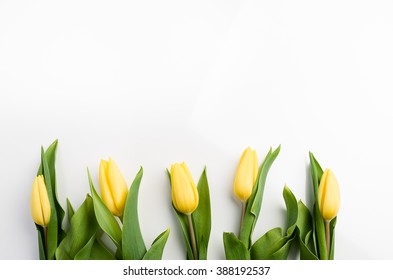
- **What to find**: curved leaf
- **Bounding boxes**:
[167,169,194,260]
[192,168,211,260]
[88,169,122,252]
[122,167,146,260]
[143,228,170,260]
[240,146,281,249]
[309,152,327,259]
[39,147,58,260]
[270,233,297,260]
[56,195,97,260]
[250,227,283,259]
[36,228,45,260]
[283,185,298,236]
[74,234,96,260]
[223,232,250,260]
[37,140,66,243]
[90,240,116,260]
[66,198,75,225]
[329,217,337,260]
[297,200,318,260]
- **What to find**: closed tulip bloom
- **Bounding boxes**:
[170,162,199,215]
[30,175,51,227]
[99,158,128,217]
[234,147,259,202]
[318,169,340,221]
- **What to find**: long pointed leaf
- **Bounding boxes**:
[56,195,97,260]
[167,169,193,260]
[143,228,170,260]
[240,146,280,249]
[37,140,66,243]
[74,234,96,260]
[90,240,116,260]
[297,200,318,260]
[37,228,46,260]
[223,232,250,260]
[270,233,297,260]
[283,186,298,236]
[40,147,58,260]
[66,198,75,225]
[250,227,283,259]
[309,152,327,259]
[122,167,146,260]
[88,169,122,253]
[329,217,337,260]
[192,168,211,260]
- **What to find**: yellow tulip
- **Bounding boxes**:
[99,158,128,217]
[170,162,199,215]
[318,169,340,221]
[30,175,51,227]
[234,147,259,202]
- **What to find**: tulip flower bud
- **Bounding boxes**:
[30,175,51,227]
[318,169,340,221]
[234,147,259,202]
[99,158,129,217]
[170,162,199,215]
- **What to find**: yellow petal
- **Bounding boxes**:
[171,163,199,215]
[107,158,128,216]
[234,147,259,202]
[30,175,51,226]
[38,175,51,226]
[318,169,340,221]
[99,159,118,216]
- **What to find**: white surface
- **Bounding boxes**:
[1,0,392,260]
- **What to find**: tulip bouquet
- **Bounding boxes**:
[30,140,169,260]
[167,163,211,260]
[30,140,339,260]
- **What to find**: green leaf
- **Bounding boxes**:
[36,227,46,260]
[122,167,147,260]
[143,228,170,260]
[223,232,250,260]
[88,169,122,253]
[270,233,297,260]
[250,227,284,259]
[74,234,96,260]
[297,201,313,241]
[166,170,194,260]
[250,186,298,260]
[297,200,318,260]
[309,152,327,260]
[66,198,75,224]
[283,186,298,236]
[40,147,58,260]
[56,195,98,260]
[192,168,211,260]
[197,236,207,260]
[240,145,281,249]
[90,239,116,260]
[38,140,66,243]
[329,217,337,260]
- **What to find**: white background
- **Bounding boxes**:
[1,0,392,260]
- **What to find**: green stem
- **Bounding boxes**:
[43,226,48,260]
[187,214,198,260]
[239,202,246,238]
[325,220,331,258]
